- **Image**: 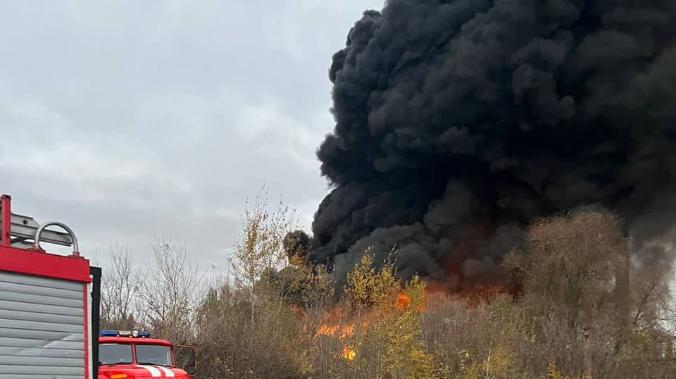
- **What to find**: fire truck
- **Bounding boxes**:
[0,194,190,379]
[97,330,190,378]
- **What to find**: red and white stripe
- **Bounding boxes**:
[137,365,175,377]
[158,366,176,377]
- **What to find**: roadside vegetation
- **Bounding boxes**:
[101,195,676,378]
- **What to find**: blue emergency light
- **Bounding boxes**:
[100,329,151,338]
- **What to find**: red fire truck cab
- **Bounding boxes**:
[98,330,190,379]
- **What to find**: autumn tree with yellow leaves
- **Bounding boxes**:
[337,254,434,379]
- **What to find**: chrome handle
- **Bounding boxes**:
[33,221,80,257]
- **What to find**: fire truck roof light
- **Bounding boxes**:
[99,330,151,338]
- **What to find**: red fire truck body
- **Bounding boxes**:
[98,333,189,379]
[0,194,98,378]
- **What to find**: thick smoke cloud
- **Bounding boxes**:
[312,0,676,288]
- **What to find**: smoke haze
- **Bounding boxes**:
[311,0,676,288]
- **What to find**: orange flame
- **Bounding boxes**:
[396,293,411,309]
[315,309,359,362]
[316,322,355,339]
[396,292,427,312]
[342,346,356,362]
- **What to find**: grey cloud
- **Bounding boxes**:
[0,0,385,268]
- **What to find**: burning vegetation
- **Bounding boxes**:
[104,208,676,378]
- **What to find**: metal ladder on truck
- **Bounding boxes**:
[1,195,79,253]
[0,194,101,379]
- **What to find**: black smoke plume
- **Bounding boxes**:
[311,0,676,289]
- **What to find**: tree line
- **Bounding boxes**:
[100,195,676,378]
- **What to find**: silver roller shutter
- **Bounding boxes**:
[0,271,85,379]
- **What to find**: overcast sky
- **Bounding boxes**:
[0,1,383,269]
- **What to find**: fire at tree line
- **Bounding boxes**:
[99,199,676,379]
